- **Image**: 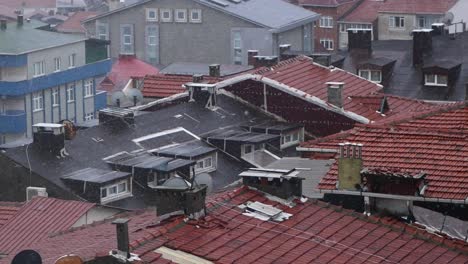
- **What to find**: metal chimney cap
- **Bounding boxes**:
[112,218,130,225]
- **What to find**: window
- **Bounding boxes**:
[340,23,372,33]
[160,9,172,22]
[320,16,333,28]
[281,131,301,147]
[359,70,382,83]
[121,24,134,54]
[146,8,158,21]
[195,156,214,172]
[84,80,93,97]
[32,93,43,111]
[67,84,75,102]
[97,23,109,40]
[243,144,253,155]
[146,25,159,65]
[425,74,448,86]
[100,179,131,203]
[53,57,61,72]
[190,9,202,23]
[320,39,334,50]
[233,31,242,65]
[84,112,94,121]
[33,61,45,77]
[68,54,76,68]
[418,16,426,28]
[175,9,187,23]
[389,16,405,28]
[52,88,59,106]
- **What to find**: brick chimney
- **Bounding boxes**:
[326,82,344,108]
[209,64,221,77]
[0,19,7,30]
[247,50,259,66]
[254,56,278,68]
[32,123,67,157]
[347,29,372,53]
[337,143,363,190]
[192,74,203,83]
[112,219,130,259]
[412,29,433,67]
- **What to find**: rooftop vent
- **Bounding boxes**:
[326,82,344,108]
[209,64,221,77]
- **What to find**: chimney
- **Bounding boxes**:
[112,219,130,259]
[32,123,67,157]
[17,15,23,26]
[247,50,259,67]
[192,74,203,83]
[209,64,221,78]
[240,168,303,199]
[347,29,372,53]
[326,82,344,108]
[310,53,332,67]
[337,143,363,190]
[412,29,433,67]
[0,19,7,30]
[254,56,278,68]
[431,23,444,36]
[279,44,291,61]
[153,184,208,220]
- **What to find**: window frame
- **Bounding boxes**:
[160,9,172,22]
[67,84,75,103]
[97,23,109,40]
[33,61,45,77]
[84,112,94,121]
[320,39,334,50]
[233,31,242,65]
[52,88,59,107]
[189,9,202,23]
[424,73,448,86]
[359,69,382,83]
[84,80,93,98]
[53,57,61,72]
[32,92,44,112]
[389,16,405,29]
[100,179,132,203]
[418,16,426,28]
[319,16,333,28]
[68,54,76,68]
[194,155,215,173]
[146,8,158,21]
[175,9,187,23]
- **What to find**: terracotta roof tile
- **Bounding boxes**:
[0,197,94,259]
[302,104,468,200]
[142,75,219,98]
[25,187,468,263]
[55,12,98,34]
[378,0,458,14]
[0,202,22,229]
[341,0,385,23]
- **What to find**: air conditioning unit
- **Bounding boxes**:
[26,187,48,201]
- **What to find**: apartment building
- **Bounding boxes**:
[0,17,111,145]
[83,0,319,66]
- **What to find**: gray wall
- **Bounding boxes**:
[378,13,443,40]
[85,0,313,66]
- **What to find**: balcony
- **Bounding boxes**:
[0,59,112,96]
[0,110,27,134]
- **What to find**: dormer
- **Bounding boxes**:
[357,57,396,85]
[241,122,304,151]
[422,61,462,88]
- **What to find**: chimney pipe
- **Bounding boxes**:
[112,219,130,259]
[326,82,344,108]
[347,29,372,53]
[209,64,221,77]
[0,19,7,30]
[17,15,23,26]
[192,74,203,83]
[247,50,259,67]
[412,29,433,67]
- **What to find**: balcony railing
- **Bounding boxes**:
[0,110,27,134]
[0,59,112,96]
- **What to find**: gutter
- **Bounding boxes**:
[320,189,468,205]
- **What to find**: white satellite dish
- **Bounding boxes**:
[125,88,144,106]
[111,91,126,107]
[443,12,454,25]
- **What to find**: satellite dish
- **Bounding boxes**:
[443,12,454,25]
[12,250,42,264]
[54,255,83,264]
[111,91,126,107]
[125,88,144,106]
[194,173,213,193]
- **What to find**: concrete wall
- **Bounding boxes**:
[85,0,312,66]
[378,13,444,40]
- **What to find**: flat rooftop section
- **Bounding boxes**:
[61,167,131,183]
[151,140,216,159]
[0,20,85,55]
[240,168,302,179]
[160,62,252,77]
[106,152,195,172]
[203,129,280,144]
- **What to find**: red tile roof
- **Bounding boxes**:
[142,75,219,98]
[55,12,98,33]
[0,0,56,9]
[252,56,382,103]
[0,5,18,21]
[341,0,385,23]
[0,197,94,259]
[26,187,468,263]
[0,202,22,229]
[100,56,159,93]
[378,0,458,14]
[302,104,468,200]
